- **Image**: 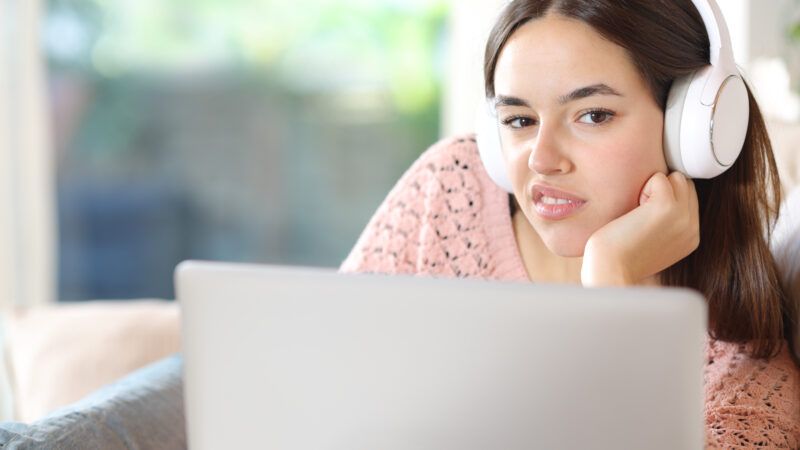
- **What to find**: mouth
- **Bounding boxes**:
[531,184,588,220]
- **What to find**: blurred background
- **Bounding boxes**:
[46,0,448,301]
[2,0,800,304]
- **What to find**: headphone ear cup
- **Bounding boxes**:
[708,75,749,167]
[475,104,515,193]
[664,68,750,179]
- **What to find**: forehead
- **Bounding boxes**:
[494,14,648,101]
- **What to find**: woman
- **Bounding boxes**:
[340,0,800,447]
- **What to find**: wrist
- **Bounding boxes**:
[581,241,635,287]
[581,263,634,287]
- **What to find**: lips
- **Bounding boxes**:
[531,184,588,220]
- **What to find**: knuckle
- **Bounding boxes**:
[668,172,686,183]
[688,238,700,253]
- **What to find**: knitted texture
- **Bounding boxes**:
[340,135,800,449]
[339,135,528,281]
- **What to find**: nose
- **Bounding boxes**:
[528,123,572,175]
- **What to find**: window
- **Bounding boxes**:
[46,0,449,300]
[0,0,56,308]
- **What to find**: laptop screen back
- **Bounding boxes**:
[177,261,706,450]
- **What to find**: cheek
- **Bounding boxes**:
[503,145,534,196]
[589,165,644,215]
[585,136,667,215]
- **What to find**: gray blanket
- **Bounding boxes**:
[0,355,185,450]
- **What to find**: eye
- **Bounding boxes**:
[577,109,615,125]
[500,115,537,129]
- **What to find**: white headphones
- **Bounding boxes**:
[476,0,750,193]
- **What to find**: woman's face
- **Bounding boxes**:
[493,13,668,257]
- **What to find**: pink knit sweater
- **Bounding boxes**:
[339,135,800,449]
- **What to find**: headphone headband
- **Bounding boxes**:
[691,0,734,68]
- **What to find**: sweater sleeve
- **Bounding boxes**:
[338,139,447,275]
[338,134,528,281]
[703,340,800,449]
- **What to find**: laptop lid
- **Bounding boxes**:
[176,261,707,450]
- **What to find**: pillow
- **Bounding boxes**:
[3,300,180,422]
[0,317,13,422]
[0,355,185,449]
[771,186,800,358]
[765,120,800,193]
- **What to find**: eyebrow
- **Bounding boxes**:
[493,83,623,108]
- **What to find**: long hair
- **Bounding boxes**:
[484,0,797,361]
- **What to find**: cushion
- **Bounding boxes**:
[0,355,185,449]
[765,120,800,193]
[772,186,800,357]
[3,300,180,423]
[0,317,15,421]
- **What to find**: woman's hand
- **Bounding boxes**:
[581,172,700,287]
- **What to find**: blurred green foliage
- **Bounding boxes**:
[47,0,448,114]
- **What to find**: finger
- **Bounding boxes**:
[672,172,697,218]
[639,172,674,205]
[686,176,700,224]
[667,171,689,204]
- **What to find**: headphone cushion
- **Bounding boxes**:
[664,74,695,175]
[475,105,515,193]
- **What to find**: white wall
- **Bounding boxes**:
[745,0,795,67]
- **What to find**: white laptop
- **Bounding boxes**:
[176,260,707,450]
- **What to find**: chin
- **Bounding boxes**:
[539,233,587,258]
[532,210,611,259]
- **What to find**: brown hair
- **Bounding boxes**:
[485,0,797,361]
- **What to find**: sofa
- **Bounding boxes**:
[0,122,799,447]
